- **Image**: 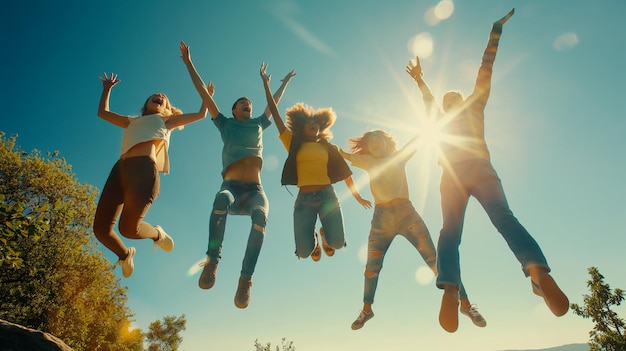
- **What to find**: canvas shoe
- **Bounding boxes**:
[320,227,335,257]
[153,225,174,252]
[117,247,136,278]
[198,257,218,289]
[460,304,487,327]
[531,274,569,316]
[311,232,321,262]
[351,310,374,330]
[234,277,252,309]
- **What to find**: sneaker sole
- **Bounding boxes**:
[535,274,569,316]
[439,290,459,333]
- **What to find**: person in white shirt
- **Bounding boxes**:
[93,71,208,278]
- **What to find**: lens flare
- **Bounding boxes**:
[187,257,207,277]
[415,266,435,285]
[407,32,434,58]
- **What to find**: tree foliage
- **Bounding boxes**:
[0,132,143,350]
[254,338,296,351]
[571,266,626,351]
[145,314,186,351]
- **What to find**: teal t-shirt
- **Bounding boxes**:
[213,113,272,175]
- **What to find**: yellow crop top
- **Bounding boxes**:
[279,130,331,187]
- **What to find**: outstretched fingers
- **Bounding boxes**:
[99,72,120,88]
[179,41,191,63]
[260,62,270,82]
[406,56,422,78]
[207,81,215,97]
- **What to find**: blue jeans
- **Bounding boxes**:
[207,180,268,279]
[293,186,346,258]
[437,158,549,291]
[362,201,469,304]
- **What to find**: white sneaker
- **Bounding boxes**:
[460,304,487,327]
[351,310,374,330]
[154,225,174,252]
[117,247,136,278]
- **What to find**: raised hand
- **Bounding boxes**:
[495,8,514,25]
[406,56,423,79]
[207,81,215,97]
[260,62,270,83]
[99,72,120,89]
[179,41,192,65]
[281,69,296,84]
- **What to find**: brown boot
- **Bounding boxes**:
[234,277,252,309]
[198,257,218,289]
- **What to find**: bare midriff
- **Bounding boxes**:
[223,156,262,183]
[299,184,331,193]
[375,197,409,208]
[121,139,163,162]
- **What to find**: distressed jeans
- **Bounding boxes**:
[361,201,469,304]
[207,180,268,279]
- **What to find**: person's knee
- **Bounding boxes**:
[251,207,267,233]
[118,221,138,238]
[213,191,233,212]
[364,267,380,278]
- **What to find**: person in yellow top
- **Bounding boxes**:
[93,72,208,278]
[260,63,371,261]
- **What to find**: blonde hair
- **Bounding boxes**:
[286,102,336,141]
[348,129,397,155]
[141,94,182,117]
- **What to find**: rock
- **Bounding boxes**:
[0,319,73,351]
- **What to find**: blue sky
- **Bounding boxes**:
[2,1,625,350]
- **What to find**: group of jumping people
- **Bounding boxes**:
[92,9,569,333]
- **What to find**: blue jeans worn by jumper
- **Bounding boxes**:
[207,180,268,279]
[293,186,346,258]
[436,158,549,291]
[361,201,469,304]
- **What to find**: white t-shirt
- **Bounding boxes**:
[121,114,171,173]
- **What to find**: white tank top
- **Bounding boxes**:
[121,114,171,174]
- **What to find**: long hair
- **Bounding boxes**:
[348,129,397,155]
[285,102,336,141]
[141,94,183,117]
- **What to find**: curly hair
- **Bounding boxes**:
[141,94,182,117]
[348,129,397,155]
[286,102,336,141]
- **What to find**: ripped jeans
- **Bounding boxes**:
[362,200,469,304]
[207,180,268,279]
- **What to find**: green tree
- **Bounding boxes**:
[254,338,295,351]
[0,132,143,350]
[145,314,186,351]
[571,267,626,351]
